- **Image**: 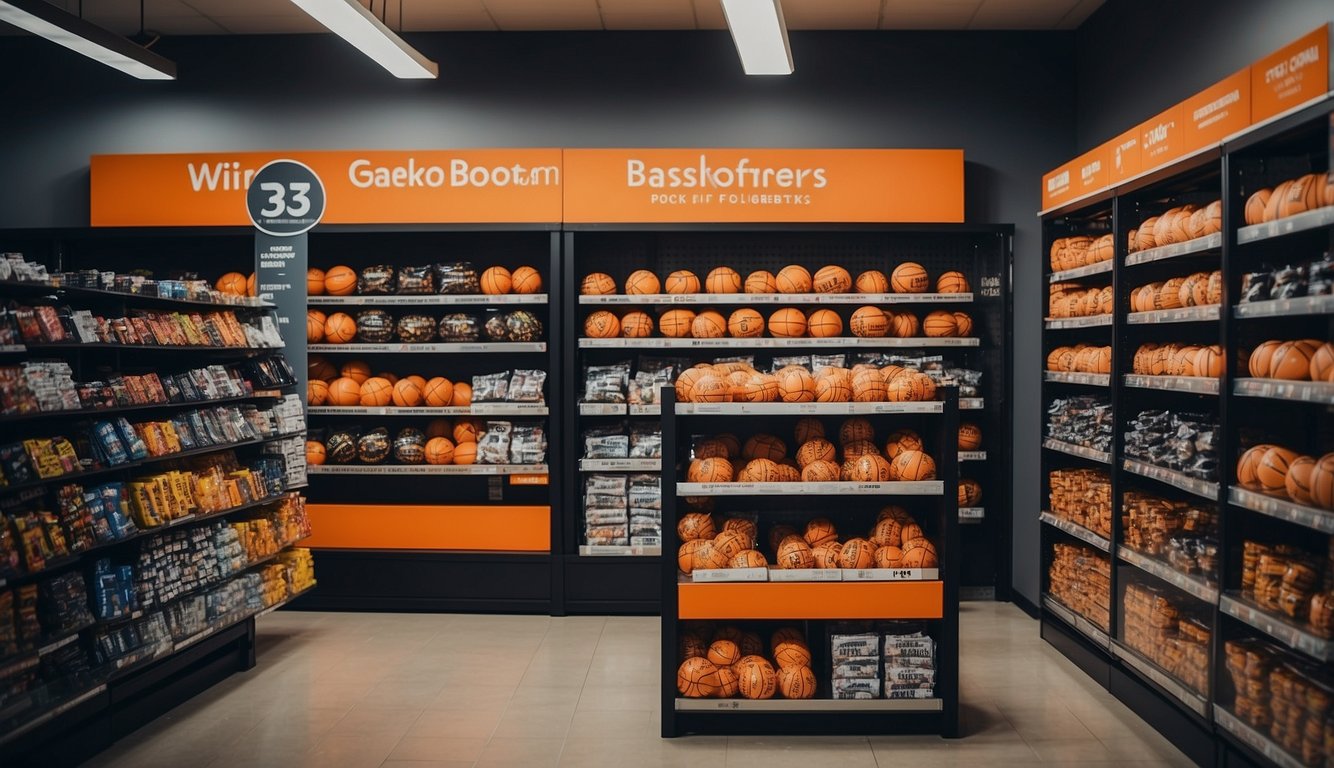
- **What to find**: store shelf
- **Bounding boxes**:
[1233,378,1334,405]
[678,580,943,620]
[1214,706,1306,768]
[0,390,288,427]
[1122,459,1219,501]
[1123,232,1222,266]
[0,280,274,310]
[960,398,984,410]
[676,480,943,496]
[1228,486,1334,534]
[308,294,546,306]
[578,337,980,349]
[1109,642,1209,718]
[308,403,549,416]
[0,345,25,354]
[1123,374,1219,395]
[23,342,278,355]
[1044,371,1110,386]
[1236,205,1334,244]
[959,507,984,523]
[577,402,662,416]
[1042,595,1111,649]
[307,342,546,353]
[309,464,548,476]
[1126,305,1220,325]
[253,583,318,619]
[579,292,972,306]
[1235,294,1334,318]
[691,568,939,583]
[1043,315,1112,330]
[674,402,943,415]
[958,451,986,461]
[579,458,662,472]
[674,698,942,713]
[1116,546,1218,603]
[1219,593,1332,662]
[0,683,108,747]
[578,544,662,557]
[1049,260,1113,283]
[1039,512,1111,552]
[1042,438,1111,464]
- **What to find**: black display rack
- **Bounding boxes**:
[564,224,1011,615]
[1038,97,1334,768]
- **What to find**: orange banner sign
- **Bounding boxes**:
[91,149,564,227]
[1182,68,1252,150]
[1139,104,1185,170]
[1041,161,1076,211]
[1106,127,1143,186]
[562,149,963,223]
[1251,24,1330,123]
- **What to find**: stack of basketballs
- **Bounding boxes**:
[1247,338,1334,382]
[306,356,473,409]
[308,263,543,296]
[1236,443,1334,510]
[579,264,973,340]
[684,418,937,485]
[307,308,543,345]
[306,417,483,467]
[674,360,939,403]
[1243,173,1333,226]
[677,624,817,700]
[676,509,939,575]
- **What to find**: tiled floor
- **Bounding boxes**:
[86,602,1193,767]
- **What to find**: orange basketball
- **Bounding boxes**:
[1270,341,1313,380]
[425,418,452,439]
[660,309,696,338]
[774,537,813,569]
[793,418,825,444]
[871,518,904,547]
[775,265,812,294]
[778,368,816,403]
[725,308,765,338]
[306,310,327,343]
[677,658,722,698]
[452,442,477,465]
[839,417,874,446]
[510,265,543,294]
[1195,345,1223,378]
[892,450,937,481]
[690,372,729,403]
[305,440,326,466]
[838,537,877,569]
[743,434,788,462]
[584,310,621,338]
[885,376,919,403]
[712,530,750,560]
[1265,180,1291,222]
[874,546,904,568]
[480,266,512,295]
[623,269,660,295]
[359,377,393,407]
[665,270,701,294]
[723,517,758,542]
[887,312,919,338]
[936,271,970,293]
[814,372,852,403]
[688,456,734,483]
[953,312,974,337]
[1311,343,1334,382]
[1236,444,1274,488]
[769,307,808,337]
[678,540,708,574]
[812,265,852,293]
[423,377,454,407]
[745,270,777,294]
[611,310,650,338]
[732,372,769,403]
[324,312,357,343]
[738,458,783,483]
[855,270,890,294]
[391,378,423,407]
[891,262,929,293]
[849,306,888,337]
[581,272,617,295]
[310,355,337,383]
[1257,446,1299,492]
[960,478,983,506]
[801,460,840,482]
[1244,189,1271,225]
[1312,454,1334,509]
[803,518,838,547]
[676,368,706,402]
[307,268,326,296]
[854,454,894,481]
[691,311,727,339]
[807,309,843,338]
[707,640,741,668]
[958,423,982,451]
[1285,456,1316,505]
[901,538,939,568]
[923,310,958,337]
[338,360,370,384]
[729,549,767,569]
[705,267,742,294]
[307,379,330,406]
[851,370,887,402]
[773,641,812,670]
[812,540,843,567]
[328,377,361,406]
[247,273,256,296]
[424,437,455,465]
[215,272,248,296]
[450,381,473,406]
[376,371,400,386]
[735,656,777,699]
[324,265,357,296]
[678,512,717,541]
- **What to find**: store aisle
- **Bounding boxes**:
[85,602,1192,768]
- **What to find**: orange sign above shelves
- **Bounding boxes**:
[1182,68,1251,150]
[1106,127,1143,186]
[1252,25,1330,123]
[1138,103,1185,170]
[305,503,550,552]
[677,580,944,620]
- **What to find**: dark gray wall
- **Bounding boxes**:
[1076,0,1334,150]
[0,30,1075,604]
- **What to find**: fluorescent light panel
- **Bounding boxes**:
[0,0,175,80]
[721,0,793,75]
[288,0,438,79]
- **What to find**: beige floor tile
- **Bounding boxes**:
[1024,737,1119,762]
[491,703,577,738]
[381,762,476,768]
[426,684,515,711]
[567,708,656,739]
[304,732,402,768]
[408,707,505,739]
[576,684,659,711]
[560,735,728,768]
[475,736,565,766]
[509,684,583,708]
[387,735,488,762]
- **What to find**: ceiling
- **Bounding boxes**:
[34,0,1105,35]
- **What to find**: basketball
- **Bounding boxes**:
[310,356,337,383]
[892,450,937,481]
[839,417,874,446]
[693,457,734,484]
[743,434,787,462]
[1236,445,1273,488]
[660,309,696,338]
[901,538,939,568]
[391,378,423,407]
[838,538,877,569]
[691,310,728,339]
[794,417,825,444]
[677,658,722,698]
[812,265,852,293]
[1270,341,1313,380]
[1312,454,1334,509]
[1243,188,1270,225]
[735,657,777,699]
[1249,341,1283,377]
[665,270,701,294]
[677,540,707,573]
[807,309,843,337]
[377,371,400,386]
[215,272,248,296]
[1090,234,1115,263]
[581,272,617,295]
[777,368,816,402]
[958,423,982,450]
[247,273,257,296]
[324,265,357,296]
[847,370,883,402]
[960,478,983,506]
[1265,180,1292,221]
[1257,446,1299,491]
[324,312,357,343]
[480,266,513,295]
[767,524,798,554]
[305,310,326,344]
[802,460,839,482]
[803,518,838,547]
[357,377,390,407]
[854,454,894,481]
[423,377,454,407]
[953,312,974,337]
[775,265,812,294]
[738,458,782,483]
[453,417,481,444]
[871,518,904,547]
[843,439,879,460]
[713,530,750,560]
[678,512,717,541]
[891,262,929,293]
[887,312,919,338]
[1285,456,1316,505]
[510,265,543,294]
[745,270,777,293]
[676,368,706,401]
[692,373,730,403]
[812,541,843,567]
[621,311,654,338]
[306,379,329,406]
[775,538,814,569]
[773,641,812,670]
[1193,345,1223,377]
[693,541,729,571]
[725,308,765,338]
[923,310,958,337]
[424,437,455,465]
[693,439,729,459]
[723,517,758,543]
[730,549,767,569]
[855,270,890,293]
[936,271,970,293]
[707,640,741,668]
[849,306,888,337]
[584,310,620,338]
[874,546,904,568]
[1311,343,1334,381]
[307,268,326,296]
[705,267,742,294]
[1281,174,1321,217]
[305,441,326,466]
[328,377,361,405]
[733,372,769,402]
[764,307,805,338]
[814,372,851,403]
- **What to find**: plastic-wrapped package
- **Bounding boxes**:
[505,311,544,342]
[436,262,480,294]
[482,311,509,342]
[476,421,512,464]
[510,423,547,464]
[355,310,395,343]
[627,473,661,510]
[396,315,436,343]
[397,265,435,295]
[471,372,511,403]
[629,422,662,458]
[584,363,631,403]
[507,370,547,403]
[583,424,629,459]
[772,355,812,371]
[358,265,395,295]
[437,314,480,342]
[357,428,390,464]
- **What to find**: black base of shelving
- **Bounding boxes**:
[669,711,950,738]
[1011,591,1041,619]
[1040,613,1111,689]
[297,550,553,614]
[5,620,253,767]
[562,556,659,615]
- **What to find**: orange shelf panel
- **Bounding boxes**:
[305,504,550,552]
[677,581,943,620]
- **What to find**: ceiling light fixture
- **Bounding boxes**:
[288,0,438,79]
[0,0,175,80]
[720,0,793,75]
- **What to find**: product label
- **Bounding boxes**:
[1182,68,1251,149]
[1138,104,1185,170]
